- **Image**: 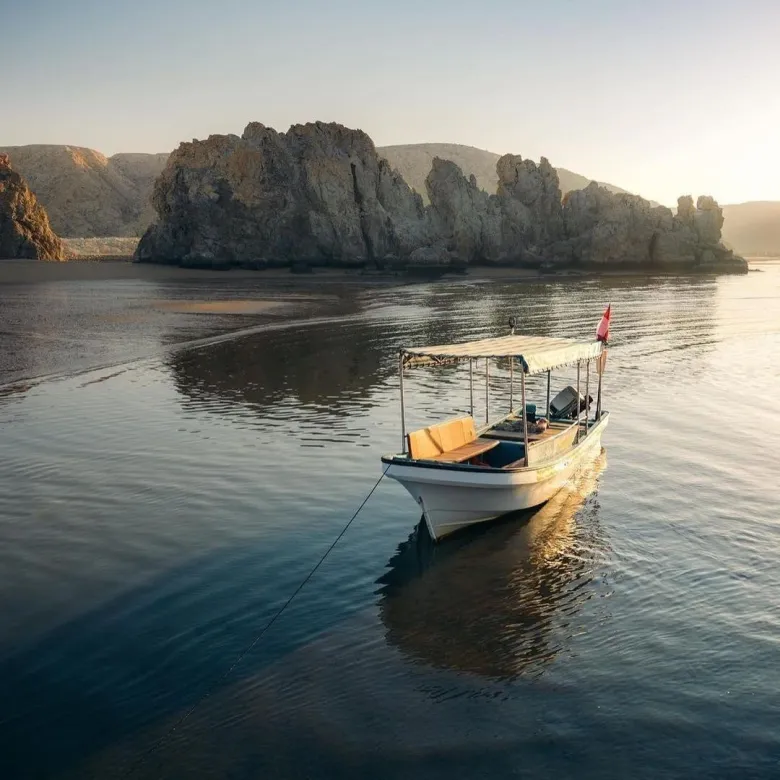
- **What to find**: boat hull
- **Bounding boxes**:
[384,414,608,541]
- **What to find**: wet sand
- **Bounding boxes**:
[153,300,293,315]
[0,259,313,286]
[0,259,531,288]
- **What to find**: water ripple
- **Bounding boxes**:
[1,265,780,779]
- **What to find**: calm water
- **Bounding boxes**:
[1,263,779,779]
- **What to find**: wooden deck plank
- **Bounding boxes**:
[485,421,578,442]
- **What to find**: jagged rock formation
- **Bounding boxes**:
[426,156,743,271]
[0,154,66,260]
[693,195,725,245]
[137,122,431,267]
[0,145,168,237]
[424,155,564,264]
[496,154,565,250]
[425,159,502,263]
[558,185,743,270]
[136,121,746,274]
[560,184,674,266]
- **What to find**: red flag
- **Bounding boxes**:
[596,304,611,343]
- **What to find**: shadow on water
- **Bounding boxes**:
[377,451,609,680]
[0,535,374,779]
[0,453,608,779]
[63,453,612,780]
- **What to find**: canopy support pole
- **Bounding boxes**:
[521,369,529,466]
[596,354,603,420]
[546,370,551,421]
[585,359,590,435]
[576,360,581,443]
[509,358,514,413]
[485,358,490,424]
[469,359,474,418]
[399,352,407,453]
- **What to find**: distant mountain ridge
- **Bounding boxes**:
[720,201,780,256]
[0,145,167,237]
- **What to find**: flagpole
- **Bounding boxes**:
[595,303,610,421]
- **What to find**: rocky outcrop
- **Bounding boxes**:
[494,155,564,261]
[137,122,431,268]
[0,154,66,260]
[136,120,747,275]
[557,184,745,271]
[676,195,696,225]
[693,195,725,245]
[425,159,502,263]
[560,183,672,266]
[563,183,747,271]
[496,155,564,244]
[425,155,564,265]
[0,145,168,237]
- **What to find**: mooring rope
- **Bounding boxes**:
[123,465,389,776]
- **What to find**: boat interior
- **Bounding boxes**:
[403,409,600,470]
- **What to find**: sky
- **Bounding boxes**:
[5,0,780,206]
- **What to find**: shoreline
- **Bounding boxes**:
[0,256,761,287]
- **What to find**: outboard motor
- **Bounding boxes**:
[550,385,592,420]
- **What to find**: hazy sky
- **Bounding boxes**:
[5,0,779,205]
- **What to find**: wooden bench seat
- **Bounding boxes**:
[425,437,499,463]
[408,415,498,463]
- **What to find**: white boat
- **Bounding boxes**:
[381,329,610,541]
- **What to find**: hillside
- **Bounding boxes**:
[377,144,501,198]
[721,202,780,256]
[0,145,167,237]
[378,143,635,202]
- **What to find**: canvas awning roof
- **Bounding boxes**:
[401,334,604,375]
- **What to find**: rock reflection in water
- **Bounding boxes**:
[376,452,608,679]
[167,320,396,417]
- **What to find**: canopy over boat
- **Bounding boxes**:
[401,334,604,375]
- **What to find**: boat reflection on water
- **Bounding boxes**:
[376,451,609,679]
